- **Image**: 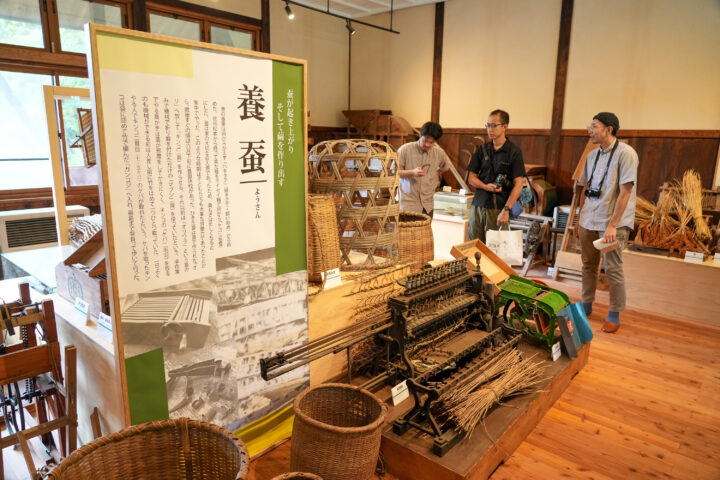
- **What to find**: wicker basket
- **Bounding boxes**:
[45,418,249,480]
[308,194,342,283]
[309,139,399,269]
[397,211,434,266]
[271,473,323,480]
[290,384,386,480]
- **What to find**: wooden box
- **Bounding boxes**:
[54,230,109,318]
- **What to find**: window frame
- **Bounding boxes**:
[0,0,263,212]
[146,1,260,49]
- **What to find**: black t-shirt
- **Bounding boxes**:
[467,138,526,208]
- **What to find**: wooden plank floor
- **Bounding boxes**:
[490,278,720,480]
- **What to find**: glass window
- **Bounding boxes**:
[149,13,201,42]
[58,0,123,54]
[0,71,54,190]
[0,0,45,49]
[59,76,91,89]
[211,25,253,50]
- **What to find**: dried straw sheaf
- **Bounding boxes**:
[635,170,711,256]
[435,350,546,435]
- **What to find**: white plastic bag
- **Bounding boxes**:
[486,228,524,266]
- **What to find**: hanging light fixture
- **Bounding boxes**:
[280,1,398,34]
[285,0,295,20]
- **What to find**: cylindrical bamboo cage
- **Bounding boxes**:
[309,139,399,270]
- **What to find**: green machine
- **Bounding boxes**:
[495,275,570,351]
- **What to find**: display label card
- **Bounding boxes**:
[98,312,113,332]
[552,342,562,361]
[322,268,342,289]
[684,251,705,264]
[714,253,720,264]
[391,380,409,406]
[442,186,452,192]
[74,298,89,316]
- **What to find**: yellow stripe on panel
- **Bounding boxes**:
[97,32,193,78]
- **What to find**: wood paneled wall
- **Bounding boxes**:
[309,126,720,205]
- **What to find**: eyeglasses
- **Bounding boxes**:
[587,124,606,131]
[485,123,505,129]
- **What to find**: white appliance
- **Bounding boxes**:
[0,205,90,253]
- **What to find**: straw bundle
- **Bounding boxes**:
[634,170,712,256]
[437,352,546,435]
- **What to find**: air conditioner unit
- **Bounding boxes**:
[0,206,90,253]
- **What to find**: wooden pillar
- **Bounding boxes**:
[261,0,270,53]
[430,2,444,123]
[547,0,574,186]
[132,0,148,31]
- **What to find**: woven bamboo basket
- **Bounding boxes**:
[397,211,434,266]
[290,383,386,480]
[307,194,342,283]
[45,418,249,480]
[309,139,399,270]
[271,473,323,480]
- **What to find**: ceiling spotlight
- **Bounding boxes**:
[285,1,294,20]
[346,19,355,35]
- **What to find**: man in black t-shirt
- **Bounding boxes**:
[466,109,526,243]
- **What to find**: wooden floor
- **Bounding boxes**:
[490,279,720,480]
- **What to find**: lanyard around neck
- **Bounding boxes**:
[587,140,619,190]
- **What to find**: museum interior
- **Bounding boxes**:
[0,0,718,479]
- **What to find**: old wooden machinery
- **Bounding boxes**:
[0,283,77,479]
[379,258,523,456]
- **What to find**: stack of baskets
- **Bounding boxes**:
[309,139,399,269]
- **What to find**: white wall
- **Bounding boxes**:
[564,0,720,130]
[270,1,349,126]
[440,0,562,129]
[350,5,435,127]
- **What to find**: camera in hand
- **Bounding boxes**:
[584,187,602,198]
[494,173,512,191]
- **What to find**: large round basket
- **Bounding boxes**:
[271,473,323,480]
[290,383,386,480]
[45,418,249,480]
[397,211,434,266]
[307,194,342,283]
[309,139,399,270]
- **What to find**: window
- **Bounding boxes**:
[0,0,44,49]
[0,70,54,190]
[58,0,125,53]
[147,3,259,49]
[211,25,253,50]
[149,12,201,42]
[0,0,262,208]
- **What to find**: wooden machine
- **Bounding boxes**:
[260,258,532,456]
[383,259,523,455]
[0,283,77,479]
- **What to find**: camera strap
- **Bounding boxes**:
[587,139,619,192]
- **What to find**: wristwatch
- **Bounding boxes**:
[503,205,511,212]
